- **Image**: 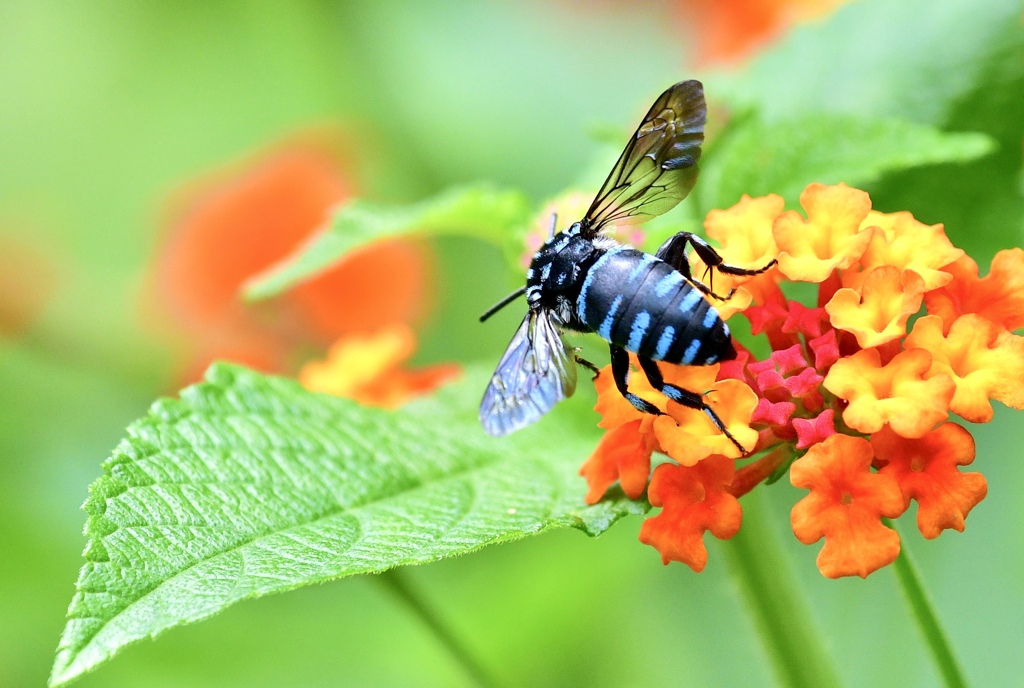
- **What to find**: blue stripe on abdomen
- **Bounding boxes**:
[702,307,718,329]
[682,339,702,364]
[626,253,656,284]
[627,311,650,351]
[678,288,702,315]
[654,270,684,297]
[654,326,675,359]
[597,295,624,340]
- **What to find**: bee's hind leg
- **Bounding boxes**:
[636,356,748,455]
[609,344,661,415]
[654,231,776,300]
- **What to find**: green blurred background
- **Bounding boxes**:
[1,1,1022,686]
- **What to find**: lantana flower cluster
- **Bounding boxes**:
[581,182,1024,578]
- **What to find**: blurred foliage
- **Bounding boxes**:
[696,113,993,213]
[244,185,532,301]
[0,0,1021,687]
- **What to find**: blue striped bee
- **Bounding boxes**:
[479,80,775,452]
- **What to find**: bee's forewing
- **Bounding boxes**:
[582,80,707,236]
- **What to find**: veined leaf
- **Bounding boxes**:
[243,184,532,301]
[51,364,640,687]
[698,113,994,212]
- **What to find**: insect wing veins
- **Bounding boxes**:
[582,80,706,237]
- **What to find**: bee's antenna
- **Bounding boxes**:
[548,212,558,239]
[479,287,527,322]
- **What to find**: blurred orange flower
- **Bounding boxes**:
[0,234,58,338]
[676,0,851,66]
[151,136,433,381]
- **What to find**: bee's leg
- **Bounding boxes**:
[637,356,748,455]
[575,353,600,380]
[610,344,662,415]
[655,231,776,298]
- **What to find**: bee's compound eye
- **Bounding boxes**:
[527,288,541,305]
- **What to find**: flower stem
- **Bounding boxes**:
[376,568,504,688]
[886,520,970,688]
[723,489,843,688]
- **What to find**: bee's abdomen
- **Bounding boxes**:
[576,248,735,365]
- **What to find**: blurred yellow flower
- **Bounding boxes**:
[300,325,460,409]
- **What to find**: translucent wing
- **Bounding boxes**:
[479,310,578,436]
[581,80,707,238]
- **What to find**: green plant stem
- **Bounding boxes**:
[723,489,842,688]
[885,520,970,688]
[377,568,503,688]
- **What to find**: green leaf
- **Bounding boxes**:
[698,113,994,212]
[51,364,641,687]
[243,184,532,301]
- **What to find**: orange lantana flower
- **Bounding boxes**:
[603,361,756,461]
[705,194,783,269]
[579,419,657,503]
[904,314,1024,423]
[871,424,987,539]
[773,183,875,283]
[299,325,460,409]
[653,378,759,465]
[923,249,1024,334]
[790,435,905,578]
[823,348,954,438]
[638,457,742,571]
